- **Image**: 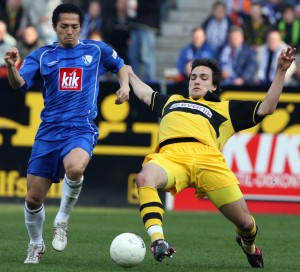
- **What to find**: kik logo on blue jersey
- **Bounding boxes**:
[59,68,82,91]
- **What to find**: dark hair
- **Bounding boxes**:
[189,58,222,95]
[229,25,244,35]
[282,4,295,13]
[213,1,226,10]
[52,3,84,27]
[191,26,204,34]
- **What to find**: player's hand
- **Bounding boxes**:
[277,47,296,71]
[4,47,19,67]
[115,87,130,104]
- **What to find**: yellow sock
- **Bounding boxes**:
[138,187,165,241]
[236,216,257,254]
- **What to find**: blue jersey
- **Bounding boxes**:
[19,40,124,122]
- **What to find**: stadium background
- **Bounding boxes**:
[1,0,300,215]
[1,79,300,214]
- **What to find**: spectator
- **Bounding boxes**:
[0,0,23,37]
[202,1,233,60]
[262,0,284,25]
[16,25,45,61]
[102,0,130,64]
[80,0,103,40]
[0,20,18,77]
[219,25,257,86]
[242,2,272,50]
[19,0,61,44]
[0,20,17,67]
[177,27,215,80]
[225,0,252,26]
[128,0,162,82]
[256,29,297,85]
[277,4,300,50]
[295,2,300,19]
[62,0,84,9]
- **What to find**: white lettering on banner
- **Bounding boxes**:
[224,134,300,174]
[255,134,273,173]
[236,173,300,189]
[271,134,300,174]
[222,133,253,172]
[235,172,253,187]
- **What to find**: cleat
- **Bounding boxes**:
[52,221,68,251]
[24,242,45,264]
[151,239,176,262]
[236,235,264,268]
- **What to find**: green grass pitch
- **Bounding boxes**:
[0,204,299,272]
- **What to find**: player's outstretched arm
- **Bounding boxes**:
[125,65,154,107]
[4,47,25,89]
[257,47,296,116]
[115,65,130,104]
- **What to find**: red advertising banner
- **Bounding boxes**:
[224,133,300,201]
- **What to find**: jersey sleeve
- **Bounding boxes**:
[19,52,41,91]
[100,42,124,74]
[229,100,265,132]
[150,92,171,118]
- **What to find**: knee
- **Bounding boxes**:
[135,172,150,188]
[236,215,255,232]
[25,194,43,210]
[65,164,84,181]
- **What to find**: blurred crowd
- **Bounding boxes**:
[1,0,300,86]
[177,0,300,86]
[0,0,162,82]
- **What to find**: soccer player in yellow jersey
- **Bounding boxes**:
[126,47,296,268]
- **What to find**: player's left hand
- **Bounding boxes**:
[277,47,296,71]
[115,87,130,104]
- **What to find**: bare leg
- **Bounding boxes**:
[52,148,90,252]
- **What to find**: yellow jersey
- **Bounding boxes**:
[150,92,263,150]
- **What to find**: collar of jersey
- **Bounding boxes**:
[202,91,221,102]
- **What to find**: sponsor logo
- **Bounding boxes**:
[169,102,213,118]
[112,50,117,59]
[82,55,93,66]
[47,60,58,67]
[59,68,82,91]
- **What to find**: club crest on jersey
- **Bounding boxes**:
[82,55,93,66]
[59,68,82,91]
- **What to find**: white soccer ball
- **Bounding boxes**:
[110,232,146,268]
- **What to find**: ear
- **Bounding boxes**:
[211,85,217,92]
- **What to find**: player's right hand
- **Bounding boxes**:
[277,47,296,71]
[4,47,19,67]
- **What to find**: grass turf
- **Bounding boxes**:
[0,205,299,272]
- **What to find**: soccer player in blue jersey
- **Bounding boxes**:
[4,3,130,264]
[125,47,296,268]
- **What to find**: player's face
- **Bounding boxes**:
[53,13,81,48]
[188,66,217,100]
